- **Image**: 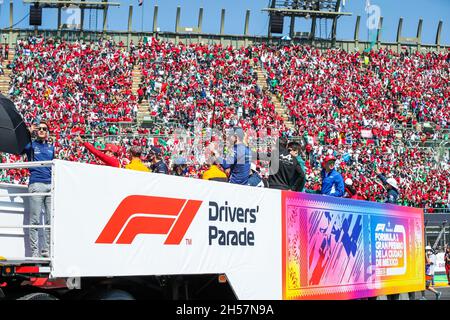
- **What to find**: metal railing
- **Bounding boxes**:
[0,161,53,170]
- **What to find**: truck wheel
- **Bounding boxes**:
[17,293,59,300]
[97,289,135,300]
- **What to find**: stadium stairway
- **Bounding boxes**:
[0,70,10,95]
[132,64,150,125]
[0,52,13,96]
[254,65,294,131]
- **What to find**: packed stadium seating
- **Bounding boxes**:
[0,36,448,211]
[9,37,137,129]
[132,39,286,132]
[260,44,449,209]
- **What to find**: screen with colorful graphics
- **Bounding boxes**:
[282,192,424,300]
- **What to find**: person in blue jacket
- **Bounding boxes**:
[220,127,251,185]
[320,155,344,197]
[22,122,55,258]
[247,163,265,188]
[148,146,169,174]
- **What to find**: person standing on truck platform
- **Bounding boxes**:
[320,155,344,197]
[148,146,169,174]
[76,135,121,168]
[375,167,399,204]
[247,163,265,188]
[22,122,55,258]
[220,127,252,185]
[125,146,150,172]
[288,141,306,191]
[203,156,228,182]
[268,137,305,191]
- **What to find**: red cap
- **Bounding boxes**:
[105,144,119,154]
[323,155,337,165]
[324,155,336,163]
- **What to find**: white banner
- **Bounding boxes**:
[52,160,282,299]
[435,252,446,273]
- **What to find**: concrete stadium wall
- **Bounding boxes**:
[2,28,449,54]
[0,3,448,53]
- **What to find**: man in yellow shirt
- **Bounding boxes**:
[125,146,151,172]
[203,158,228,182]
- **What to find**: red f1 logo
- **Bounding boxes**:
[96,195,202,245]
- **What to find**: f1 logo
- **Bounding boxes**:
[96,195,202,245]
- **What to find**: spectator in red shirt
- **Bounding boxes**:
[76,136,121,168]
[137,85,144,104]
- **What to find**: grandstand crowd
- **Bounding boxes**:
[0,36,448,212]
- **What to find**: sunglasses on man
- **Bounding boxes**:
[38,127,48,132]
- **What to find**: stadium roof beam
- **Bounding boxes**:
[377,17,384,47]
[436,20,443,49]
[153,5,158,33]
[22,0,120,10]
[330,0,342,47]
[174,6,204,37]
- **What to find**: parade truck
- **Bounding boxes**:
[0,160,425,300]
